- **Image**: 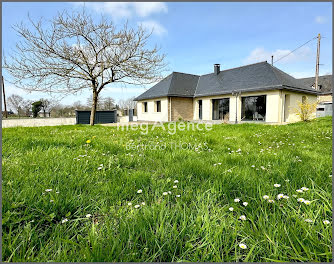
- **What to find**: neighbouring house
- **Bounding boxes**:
[299,75,332,103]
[134,61,320,124]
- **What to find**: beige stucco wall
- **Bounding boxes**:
[170,97,193,121]
[137,97,169,122]
[318,94,332,103]
[282,91,318,123]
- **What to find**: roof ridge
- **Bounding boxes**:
[172,71,200,77]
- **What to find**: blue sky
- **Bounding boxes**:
[2,2,332,107]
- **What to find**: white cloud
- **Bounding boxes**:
[138,20,167,36]
[315,16,327,24]
[244,46,313,65]
[133,3,168,17]
[73,2,167,19]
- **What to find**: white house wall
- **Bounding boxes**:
[137,97,169,122]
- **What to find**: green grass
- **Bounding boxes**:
[2,117,332,262]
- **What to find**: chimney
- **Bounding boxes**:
[214,64,220,75]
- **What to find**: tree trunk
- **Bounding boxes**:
[90,91,98,126]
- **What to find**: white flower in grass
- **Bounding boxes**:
[296,189,303,193]
[242,202,248,206]
[239,243,247,249]
[251,165,255,168]
[274,184,281,188]
[323,220,330,225]
[86,214,92,218]
[141,202,146,206]
[297,198,305,203]
[301,187,309,191]
[229,207,234,211]
[304,219,313,223]
[239,215,247,221]
[56,191,60,194]
[213,164,217,166]
[134,204,140,209]
[128,202,132,206]
[277,194,284,200]
[173,185,177,189]
[168,191,171,194]
[268,199,275,203]
[292,195,297,198]
[45,189,52,192]
[234,198,240,202]
[263,195,269,200]
[176,195,181,198]
[218,162,222,165]
[163,192,168,196]
[137,189,143,194]
[174,180,179,183]
[303,200,311,205]
[283,195,289,199]
[61,218,68,224]
[50,200,54,203]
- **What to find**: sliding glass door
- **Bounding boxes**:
[241,95,266,121]
[212,98,229,120]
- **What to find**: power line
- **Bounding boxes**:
[273,36,317,63]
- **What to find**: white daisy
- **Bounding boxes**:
[274,184,281,188]
[296,189,303,193]
[45,189,52,192]
[301,187,309,191]
[303,200,311,205]
[323,220,330,225]
[128,202,132,206]
[234,198,240,202]
[268,199,275,203]
[242,202,248,206]
[137,189,143,194]
[283,195,289,199]
[174,180,179,183]
[163,192,168,196]
[263,195,269,200]
[304,219,313,223]
[61,218,68,224]
[297,198,305,203]
[277,194,284,200]
[239,215,247,221]
[239,243,247,249]
[229,207,234,211]
[141,202,146,206]
[173,185,177,189]
[86,214,92,218]
[134,204,140,209]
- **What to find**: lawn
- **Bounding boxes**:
[2,117,332,262]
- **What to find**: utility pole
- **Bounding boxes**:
[2,76,8,118]
[271,55,274,66]
[314,33,321,90]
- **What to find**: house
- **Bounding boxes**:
[134,61,319,124]
[299,75,332,103]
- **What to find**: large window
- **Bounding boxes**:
[155,100,161,112]
[143,102,148,112]
[241,95,266,121]
[212,98,229,120]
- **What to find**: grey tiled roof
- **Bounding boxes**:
[299,75,332,94]
[134,72,199,101]
[134,61,319,101]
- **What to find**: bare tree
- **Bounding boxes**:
[40,98,52,117]
[4,9,166,125]
[102,97,115,110]
[7,94,24,116]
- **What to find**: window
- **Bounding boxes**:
[155,101,161,112]
[317,107,325,111]
[198,100,202,120]
[212,98,229,120]
[241,95,266,121]
[143,102,148,112]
